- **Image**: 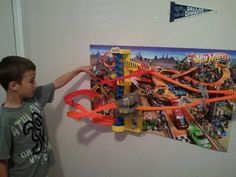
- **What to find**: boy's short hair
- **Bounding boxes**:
[0,56,36,91]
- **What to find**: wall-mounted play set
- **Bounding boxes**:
[64,45,236,152]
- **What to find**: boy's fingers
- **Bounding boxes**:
[81,69,96,78]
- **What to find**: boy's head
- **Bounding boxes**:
[0,56,36,91]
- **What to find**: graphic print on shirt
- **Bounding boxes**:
[23,112,45,154]
[10,100,50,165]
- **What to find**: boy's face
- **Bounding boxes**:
[17,70,36,98]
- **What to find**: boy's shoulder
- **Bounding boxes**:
[0,107,12,128]
[0,99,36,126]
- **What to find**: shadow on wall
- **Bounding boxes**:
[45,74,90,177]
[76,118,111,145]
[76,118,142,145]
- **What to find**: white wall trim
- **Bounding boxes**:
[12,0,25,57]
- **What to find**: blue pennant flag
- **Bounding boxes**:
[170,2,213,22]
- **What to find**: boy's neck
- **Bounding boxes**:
[3,93,23,108]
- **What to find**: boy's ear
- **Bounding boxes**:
[8,81,19,91]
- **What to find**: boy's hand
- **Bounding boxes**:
[0,160,8,177]
[79,65,91,71]
[79,66,96,78]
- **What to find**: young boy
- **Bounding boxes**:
[0,56,92,177]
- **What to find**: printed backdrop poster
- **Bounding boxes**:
[89,45,236,152]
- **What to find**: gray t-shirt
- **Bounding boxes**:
[0,83,55,177]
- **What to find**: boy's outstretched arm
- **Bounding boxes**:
[0,160,8,177]
[53,66,94,89]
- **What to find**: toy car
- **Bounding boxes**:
[211,120,227,138]
[173,109,188,129]
[168,84,187,96]
[147,94,171,106]
[187,123,212,149]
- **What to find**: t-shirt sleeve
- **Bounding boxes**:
[0,126,11,160]
[34,83,55,108]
